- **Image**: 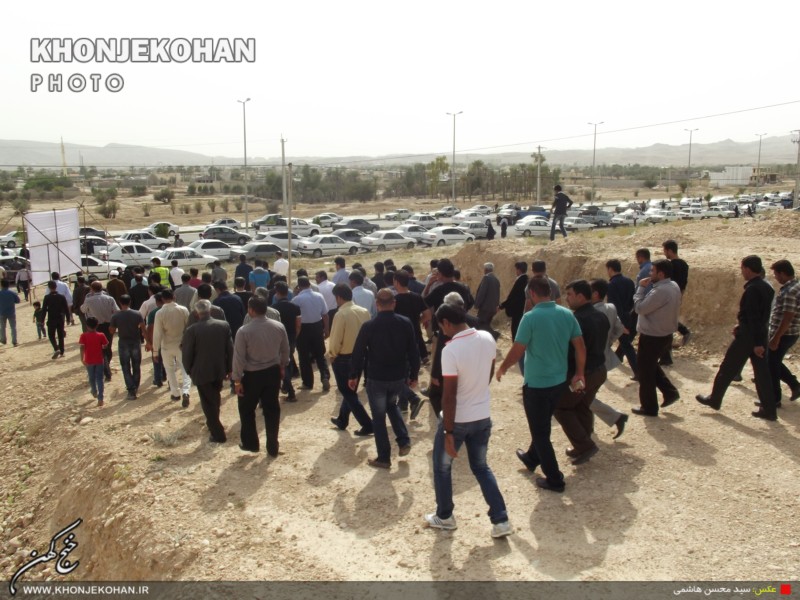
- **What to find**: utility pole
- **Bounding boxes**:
[280,136,287,214]
[533,145,545,205]
[237,98,251,230]
[684,128,698,195]
[792,130,800,209]
[755,133,767,192]
[446,111,462,203]
[287,162,293,287]
[588,122,603,201]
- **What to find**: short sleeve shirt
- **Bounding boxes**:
[515,301,582,388]
[110,309,144,342]
[441,328,496,423]
[79,331,108,365]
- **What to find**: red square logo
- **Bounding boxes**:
[781,584,792,596]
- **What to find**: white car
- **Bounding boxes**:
[705,206,736,218]
[145,222,181,236]
[456,220,489,238]
[209,217,241,229]
[157,248,217,269]
[757,201,782,211]
[68,256,128,282]
[116,231,172,250]
[259,217,321,237]
[610,214,639,227]
[0,231,20,248]
[389,224,429,242]
[385,208,412,221]
[679,208,707,220]
[563,217,597,231]
[434,205,459,218]
[468,204,492,215]
[79,235,113,256]
[359,231,416,252]
[452,210,490,224]
[645,210,681,224]
[297,235,360,258]
[515,216,551,237]
[102,242,162,268]
[311,213,341,227]
[253,230,306,250]
[420,226,475,247]
[404,213,442,228]
[188,239,236,260]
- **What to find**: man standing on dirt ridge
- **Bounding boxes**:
[549,184,573,241]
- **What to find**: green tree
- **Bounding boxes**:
[154,188,175,203]
[187,184,196,196]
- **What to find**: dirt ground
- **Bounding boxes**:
[1,205,799,584]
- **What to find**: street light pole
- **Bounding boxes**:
[755,133,767,192]
[446,111,462,203]
[684,128,698,195]
[237,98,251,230]
[588,122,603,202]
[792,130,800,209]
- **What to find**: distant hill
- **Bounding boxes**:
[0,136,796,169]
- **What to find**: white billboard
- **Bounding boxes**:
[23,208,82,286]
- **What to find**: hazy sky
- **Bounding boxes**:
[3,0,799,163]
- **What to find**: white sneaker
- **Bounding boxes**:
[491,521,513,538]
[424,513,457,531]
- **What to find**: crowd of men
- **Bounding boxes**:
[2,236,797,540]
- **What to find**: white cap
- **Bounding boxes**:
[110,270,119,276]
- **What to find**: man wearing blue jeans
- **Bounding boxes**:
[109,295,145,400]
[0,279,20,347]
[426,303,512,538]
[349,289,420,469]
[497,277,585,493]
[549,184,573,241]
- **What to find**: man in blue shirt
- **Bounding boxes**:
[349,270,376,318]
[496,277,585,493]
[292,277,330,391]
[0,279,20,346]
[606,259,638,378]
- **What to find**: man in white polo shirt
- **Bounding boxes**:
[424,302,512,539]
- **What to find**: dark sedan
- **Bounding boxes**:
[332,218,380,234]
[229,242,290,262]
[201,225,252,246]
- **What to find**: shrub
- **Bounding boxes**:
[207,199,216,212]
[187,184,196,196]
[220,198,229,212]
[233,198,243,211]
[141,203,150,217]
[180,203,190,215]
[154,188,175,203]
[194,200,203,214]
[169,200,176,215]
[98,200,118,218]
[12,198,30,214]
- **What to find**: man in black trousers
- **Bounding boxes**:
[183,300,234,443]
[696,255,777,420]
[41,280,70,359]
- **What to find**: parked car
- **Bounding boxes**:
[515,216,551,237]
[453,210,489,224]
[297,235,361,258]
[102,242,162,267]
[332,218,380,234]
[705,206,736,218]
[468,204,492,215]
[0,231,21,248]
[563,217,597,231]
[645,210,681,224]
[257,217,320,237]
[679,208,708,220]
[359,231,416,252]
[389,224,429,242]
[581,210,614,227]
[757,201,782,211]
[209,217,241,229]
[253,230,305,249]
[145,222,180,236]
[404,214,443,228]
[115,231,172,250]
[79,226,109,238]
[311,213,341,227]
[419,226,475,247]
[251,214,283,231]
[201,225,252,245]
[434,205,459,218]
[384,208,412,221]
[0,256,30,283]
[80,235,113,256]
[456,220,489,238]
[157,248,218,269]
[68,256,128,282]
[229,242,289,262]
[610,214,639,227]
[187,239,236,260]
[332,228,368,243]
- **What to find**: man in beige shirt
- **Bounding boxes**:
[328,284,373,435]
[153,288,192,406]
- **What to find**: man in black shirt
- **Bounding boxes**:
[696,255,777,420]
[41,280,70,359]
[423,259,474,331]
[554,280,610,465]
[661,240,691,365]
[606,259,638,377]
[272,281,301,402]
[550,184,573,241]
[349,289,420,469]
[109,295,145,399]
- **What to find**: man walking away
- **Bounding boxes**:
[606,259,638,378]
[661,239,691,365]
[292,276,331,392]
[233,296,290,456]
[474,262,501,339]
[349,289,420,469]
[549,184,573,241]
[496,277,585,493]
[426,303,512,538]
[81,281,119,382]
[79,317,108,407]
[696,255,776,420]
[272,281,301,402]
[766,260,800,405]
[0,279,20,347]
[183,300,234,443]
[153,288,192,407]
[41,280,70,358]
[632,260,682,417]
[328,284,373,435]
[109,295,145,400]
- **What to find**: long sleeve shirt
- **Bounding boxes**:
[737,277,775,347]
[232,316,289,381]
[327,301,370,359]
[81,291,119,324]
[633,278,681,337]
[349,311,420,382]
[152,301,189,351]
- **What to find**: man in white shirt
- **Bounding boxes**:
[424,302,512,539]
[51,272,74,324]
[349,271,376,318]
[153,288,192,406]
[169,260,185,289]
[273,251,289,277]
[314,270,337,323]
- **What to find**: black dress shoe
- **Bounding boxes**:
[732,374,743,382]
[613,414,628,439]
[754,401,782,409]
[790,387,800,401]
[661,394,680,408]
[515,449,537,472]
[354,428,374,437]
[658,359,673,367]
[632,407,658,417]
[751,410,777,421]
[330,417,346,431]
[238,443,259,453]
[629,375,639,382]
[208,436,226,444]
[535,477,565,493]
[695,394,722,410]
[570,445,599,466]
